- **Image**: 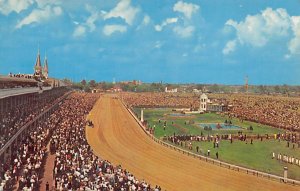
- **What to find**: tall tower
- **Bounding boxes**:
[43,55,49,79]
[34,48,43,77]
[245,75,249,93]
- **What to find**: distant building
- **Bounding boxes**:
[206,103,228,112]
[120,80,142,85]
[199,93,209,111]
[34,49,43,78]
[199,93,228,112]
[165,87,177,93]
[33,49,49,80]
[193,89,201,93]
[43,55,49,79]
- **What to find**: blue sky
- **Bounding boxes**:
[0,0,300,85]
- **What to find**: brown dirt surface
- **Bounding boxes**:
[86,95,299,191]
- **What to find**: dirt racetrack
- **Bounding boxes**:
[86,95,298,191]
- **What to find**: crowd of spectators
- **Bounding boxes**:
[122,92,300,132]
[0,73,37,89]
[0,95,65,190]
[0,88,68,149]
[1,92,161,190]
[0,82,36,89]
[8,73,34,79]
[166,132,300,146]
[224,94,300,132]
[49,93,159,190]
[122,92,197,108]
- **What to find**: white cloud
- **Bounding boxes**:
[16,5,62,29]
[85,4,99,32]
[142,15,150,25]
[173,25,194,38]
[223,40,237,55]
[0,0,62,15]
[155,1,199,37]
[289,16,300,55]
[0,0,34,15]
[103,24,127,36]
[103,0,139,25]
[71,4,100,38]
[223,7,299,55]
[155,17,178,31]
[173,1,199,19]
[136,15,151,30]
[154,41,164,49]
[35,0,61,8]
[225,8,291,47]
[262,8,290,36]
[73,25,86,37]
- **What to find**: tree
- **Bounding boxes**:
[89,80,96,88]
[282,84,289,94]
[258,85,266,94]
[274,85,281,93]
[210,84,220,93]
[101,82,113,90]
[81,79,87,86]
[196,84,204,91]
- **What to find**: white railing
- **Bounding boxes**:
[121,101,300,186]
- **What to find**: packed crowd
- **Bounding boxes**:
[225,94,300,132]
[122,92,197,108]
[0,88,68,149]
[122,92,300,132]
[49,93,159,190]
[8,73,34,79]
[0,81,36,89]
[1,92,161,190]
[0,96,65,190]
[0,74,37,89]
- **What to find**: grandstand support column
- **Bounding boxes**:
[11,96,14,110]
[14,96,17,108]
[3,98,6,113]
[284,167,288,183]
[141,109,144,122]
[0,98,3,115]
[5,97,9,112]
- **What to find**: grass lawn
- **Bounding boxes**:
[169,139,300,180]
[133,108,284,138]
[133,107,300,180]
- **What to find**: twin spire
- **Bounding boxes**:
[34,47,49,79]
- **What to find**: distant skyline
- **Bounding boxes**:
[0,0,300,85]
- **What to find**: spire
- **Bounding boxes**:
[43,52,49,79]
[245,75,248,93]
[34,46,43,77]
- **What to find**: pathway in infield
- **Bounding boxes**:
[86,95,299,191]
